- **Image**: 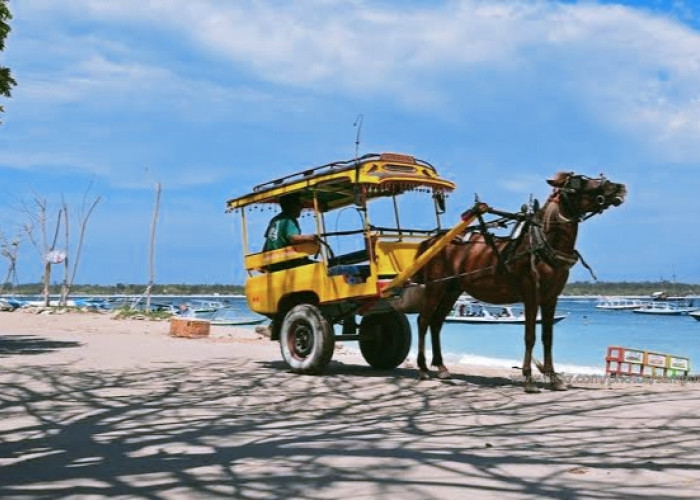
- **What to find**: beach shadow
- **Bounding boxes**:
[0,334,82,357]
[1,358,698,499]
[259,359,517,388]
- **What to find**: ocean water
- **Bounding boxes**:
[20,294,697,375]
[189,296,700,375]
[402,298,700,375]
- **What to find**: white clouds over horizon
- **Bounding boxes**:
[4,1,700,283]
[9,0,700,167]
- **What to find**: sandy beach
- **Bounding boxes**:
[1,310,699,499]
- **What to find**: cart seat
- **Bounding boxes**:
[327,264,371,284]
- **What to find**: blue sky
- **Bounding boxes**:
[1,0,700,286]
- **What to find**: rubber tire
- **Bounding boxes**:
[279,304,334,374]
[359,311,412,370]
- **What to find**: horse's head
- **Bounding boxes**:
[547,172,626,220]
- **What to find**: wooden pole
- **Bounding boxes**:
[145,182,162,311]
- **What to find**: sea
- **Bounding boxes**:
[223,295,698,375]
[406,297,700,375]
[177,295,699,375]
[10,294,700,375]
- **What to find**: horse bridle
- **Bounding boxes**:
[555,174,620,221]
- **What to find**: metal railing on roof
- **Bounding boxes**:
[251,153,437,193]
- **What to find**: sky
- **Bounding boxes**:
[1,0,700,286]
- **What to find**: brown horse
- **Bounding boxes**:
[414,172,627,392]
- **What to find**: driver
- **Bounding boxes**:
[263,193,319,270]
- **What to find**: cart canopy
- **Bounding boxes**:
[226,152,456,213]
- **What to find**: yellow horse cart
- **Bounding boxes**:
[226,152,486,374]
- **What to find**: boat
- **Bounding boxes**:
[0,297,24,311]
[204,306,266,326]
[632,301,699,316]
[445,301,566,324]
[595,296,648,310]
[689,311,700,322]
[189,299,227,318]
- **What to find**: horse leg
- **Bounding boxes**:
[430,320,450,380]
[416,312,433,380]
[540,301,567,391]
[521,296,541,393]
[430,289,462,380]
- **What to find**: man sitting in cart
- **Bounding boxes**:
[263,192,319,271]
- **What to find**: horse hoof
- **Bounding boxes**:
[550,380,568,391]
[524,382,541,393]
[417,371,431,381]
[437,369,451,380]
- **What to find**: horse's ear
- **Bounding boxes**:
[547,171,572,187]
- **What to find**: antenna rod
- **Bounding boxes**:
[353,114,363,159]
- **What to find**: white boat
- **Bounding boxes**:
[595,296,648,310]
[632,301,698,316]
[689,310,700,322]
[445,301,566,325]
[189,299,227,318]
[0,297,24,311]
[22,298,96,308]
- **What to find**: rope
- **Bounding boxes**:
[408,264,499,286]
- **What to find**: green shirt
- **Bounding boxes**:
[263,213,301,251]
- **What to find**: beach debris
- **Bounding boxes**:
[170,317,210,338]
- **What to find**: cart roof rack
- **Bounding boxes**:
[226,152,456,213]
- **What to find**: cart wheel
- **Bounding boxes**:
[280,304,334,374]
[359,311,411,370]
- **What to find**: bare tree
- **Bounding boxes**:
[22,197,64,306]
[0,232,20,295]
[144,182,162,311]
[60,197,69,305]
[20,180,102,307]
[59,190,102,305]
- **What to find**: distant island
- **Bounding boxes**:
[2,281,698,297]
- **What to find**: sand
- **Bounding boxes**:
[1,310,699,499]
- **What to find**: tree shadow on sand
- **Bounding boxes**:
[0,334,82,357]
[1,357,699,499]
[262,358,517,389]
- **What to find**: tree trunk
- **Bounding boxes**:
[42,261,51,306]
[60,201,70,306]
[65,196,101,305]
[43,208,63,307]
[145,182,162,312]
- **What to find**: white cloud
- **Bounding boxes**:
[12,0,700,163]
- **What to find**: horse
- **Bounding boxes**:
[413,172,627,392]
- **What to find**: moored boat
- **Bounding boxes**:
[0,297,24,311]
[595,296,648,310]
[632,301,698,316]
[690,310,700,322]
[189,299,227,318]
[445,300,566,325]
[204,306,266,326]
